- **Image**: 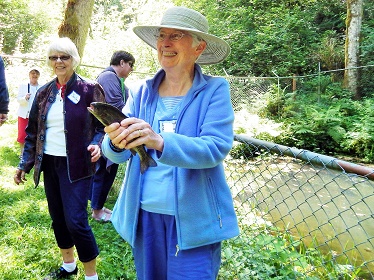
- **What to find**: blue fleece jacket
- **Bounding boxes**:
[102,64,239,250]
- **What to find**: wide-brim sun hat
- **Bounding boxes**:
[133,6,230,65]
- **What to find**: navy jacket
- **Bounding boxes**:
[0,57,9,114]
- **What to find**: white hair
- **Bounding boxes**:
[46,37,80,69]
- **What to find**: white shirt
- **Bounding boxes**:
[17,83,39,118]
[44,91,66,156]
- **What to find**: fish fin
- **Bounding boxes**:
[140,154,158,174]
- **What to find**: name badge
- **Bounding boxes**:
[67,91,80,104]
[159,120,177,133]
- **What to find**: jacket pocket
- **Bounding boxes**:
[208,177,222,228]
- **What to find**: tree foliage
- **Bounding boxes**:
[175,0,351,77]
[2,0,371,80]
[0,0,48,54]
[359,1,374,97]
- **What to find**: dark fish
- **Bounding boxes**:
[88,102,157,173]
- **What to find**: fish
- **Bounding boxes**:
[87,102,157,174]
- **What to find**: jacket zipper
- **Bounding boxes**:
[175,244,180,256]
[208,177,223,228]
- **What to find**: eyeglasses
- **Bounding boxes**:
[128,62,134,68]
[48,55,71,61]
[155,31,189,42]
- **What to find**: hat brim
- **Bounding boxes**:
[133,25,230,65]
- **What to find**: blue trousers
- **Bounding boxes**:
[90,156,118,210]
[133,209,221,280]
[42,154,99,262]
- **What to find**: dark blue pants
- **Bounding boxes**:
[42,154,99,262]
[90,156,118,210]
[133,209,221,280]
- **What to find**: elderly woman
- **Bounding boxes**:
[14,37,104,280]
[101,6,239,280]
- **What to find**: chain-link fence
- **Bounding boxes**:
[220,135,374,279]
[3,54,372,112]
[226,65,374,112]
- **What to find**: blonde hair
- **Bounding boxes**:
[46,37,80,69]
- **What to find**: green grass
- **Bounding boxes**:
[0,120,136,280]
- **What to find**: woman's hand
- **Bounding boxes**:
[104,122,125,148]
[87,144,101,162]
[104,118,164,152]
[14,169,26,185]
[0,113,7,126]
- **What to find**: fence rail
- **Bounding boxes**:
[221,134,374,279]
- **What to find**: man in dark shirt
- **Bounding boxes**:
[91,50,135,222]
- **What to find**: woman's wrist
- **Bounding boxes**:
[109,140,125,152]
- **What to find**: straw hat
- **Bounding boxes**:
[133,6,230,65]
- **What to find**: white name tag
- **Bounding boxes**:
[159,120,177,133]
[67,91,80,104]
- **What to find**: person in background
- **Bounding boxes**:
[91,50,135,222]
[13,37,105,280]
[16,67,41,157]
[101,6,239,279]
[0,56,9,126]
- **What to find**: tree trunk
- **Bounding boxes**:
[344,0,364,100]
[58,0,95,59]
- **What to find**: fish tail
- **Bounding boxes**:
[140,154,157,174]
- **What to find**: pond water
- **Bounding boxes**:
[227,157,374,276]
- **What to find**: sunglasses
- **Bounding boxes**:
[128,62,134,68]
[48,55,71,61]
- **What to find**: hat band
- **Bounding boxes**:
[161,14,209,33]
